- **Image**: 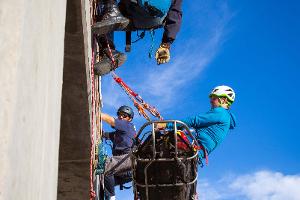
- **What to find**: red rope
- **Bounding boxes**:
[112,72,163,121]
[90,38,96,200]
[104,36,163,121]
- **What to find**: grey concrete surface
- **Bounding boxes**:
[57,0,91,199]
[0,0,67,199]
[0,0,96,199]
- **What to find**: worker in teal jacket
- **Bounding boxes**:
[160,85,237,158]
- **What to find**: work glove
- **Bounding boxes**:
[155,43,170,65]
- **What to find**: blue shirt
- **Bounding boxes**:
[110,119,136,155]
[168,107,236,155]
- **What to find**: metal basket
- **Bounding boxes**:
[131,120,199,200]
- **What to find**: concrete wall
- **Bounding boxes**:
[57,0,92,199]
[0,0,67,199]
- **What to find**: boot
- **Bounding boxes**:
[92,0,129,35]
[94,49,126,76]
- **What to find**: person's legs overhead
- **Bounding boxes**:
[92,0,129,35]
[94,33,126,76]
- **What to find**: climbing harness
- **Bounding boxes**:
[196,145,209,167]
[177,131,209,166]
[132,31,146,44]
[124,30,157,59]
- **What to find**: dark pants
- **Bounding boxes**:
[104,153,132,197]
[97,32,114,50]
[104,171,132,197]
[97,0,180,48]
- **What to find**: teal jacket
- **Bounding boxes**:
[168,107,236,155]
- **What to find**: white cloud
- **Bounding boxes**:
[230,171,300,200]
[197,180,223,200]
[197,171,300,200]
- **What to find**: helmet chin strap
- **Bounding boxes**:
[218,98,229,109]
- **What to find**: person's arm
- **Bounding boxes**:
[156,0,183,65]
[101,113,115,127]
[167,109,224,130]
[162,0,183,45]
[181,112,221,129]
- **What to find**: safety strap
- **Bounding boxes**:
[125,31,131,52]
[105,36,163,121]
[176,130,208,165]
[194,145,209,166]
[125,30,154,58]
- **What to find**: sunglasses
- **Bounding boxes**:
[118,112,130,118]
[210,95,219,100]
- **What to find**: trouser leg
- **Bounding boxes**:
[104,174,115,198]
[97,32,115,50]
[105,154,132,175]
[94,32,126,76]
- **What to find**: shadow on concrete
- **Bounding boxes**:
[57,0,90,199]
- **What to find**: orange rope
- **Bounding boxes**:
[105,36,163,121]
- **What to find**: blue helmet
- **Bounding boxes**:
[117,105,134,119]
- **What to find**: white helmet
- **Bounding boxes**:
[209,85,236,104]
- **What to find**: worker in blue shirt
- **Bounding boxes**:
[93,0,183,76]
[101,105,136,200]
[158,85,237,159]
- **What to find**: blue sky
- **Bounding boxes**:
[100,0,300,199]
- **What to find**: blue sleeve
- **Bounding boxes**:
[181,112,222,129]
[114,119,136,134]
[162,0,183,44]
[167,109,225,129]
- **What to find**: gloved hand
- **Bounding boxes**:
[155,43,170,65]
[155,123,167,130]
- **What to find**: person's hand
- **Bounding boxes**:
[155,43,170,65]
[155,123,167,130]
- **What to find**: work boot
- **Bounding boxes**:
[94,49,126,76]
[92,0,129,35]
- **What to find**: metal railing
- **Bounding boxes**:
[132,120,199,200]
